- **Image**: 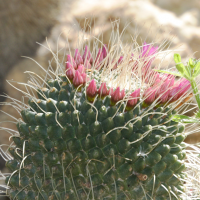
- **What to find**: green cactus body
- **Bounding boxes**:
[3,37,197,200]
[5,77,188,199]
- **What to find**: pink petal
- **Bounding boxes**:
[178,79,191,96]
[144,71,160,85]
[169,78,191,102]
[66,66,75,80]
[109,87,114,95]
[67,54,77,69]
[141,43,158,77]
[74,49,83,66]
[118,56,123,64]
[112,56,123,70]
[83,46,93,64]
[102,45,108,58]
[77,64,86,74]
[111,87,125,103]
[121,89,125,99]
[81,73,87,85]
[73,70,83,87]
[84,60,92,69]
[86,79,97,98]
[160,90,170,103]
[98,82,109,97]
[66,62,73,70]
[95,48,104,69]
[155,75,175,101]
[127,89,140,107]
[142,42,158,57]
[144,87,156,104]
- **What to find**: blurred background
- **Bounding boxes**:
[0,0,200,199]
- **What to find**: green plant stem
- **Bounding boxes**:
[191,78,200,110]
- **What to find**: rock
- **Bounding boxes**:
[155,0,200,15]
[178,26,200,58]
[180,8,200,26]
[0,0,61,75]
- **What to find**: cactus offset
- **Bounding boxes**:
[1,28,200,200]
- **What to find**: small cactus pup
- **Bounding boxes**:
[2,31,200,199]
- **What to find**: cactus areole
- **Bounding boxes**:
[4,40,194,200]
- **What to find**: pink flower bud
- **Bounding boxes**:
[131,61,138,72]
[169,78,191,102]
[121,89,125,99]
[142,60,156,80]
[130,53,134,61]
[102,45,108,58]
[111,87,125,104]
[66,54,77,69]
[168,84,181,102]
[118,56,123,64]
[153,77,162,87]
[81,73,87,85]
[155,75,175,102]
[127,89,140,108]
[111,87,121,102]
[142,42,158,58]
[96,49,104,63]
[77,65,86,74]
[86,80,97,100]
[112,56,124,70]
[144,87,156,105]
[95,48,104,69]
[84,60,92,69]
[160,90,170,103]
[112,62,118,70]
[141,42,158,78]
[144,71,160,85]
[66,62,73,70]
[74,49,83,66]
[98,82,109,97]
[162,75,174,89]
[66,66,75,80]
[177,79,191,96]
[83,46,93,64]
[109,87,114,95]
[73,70,83,87]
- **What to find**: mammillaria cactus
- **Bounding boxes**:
[1,27,200,200]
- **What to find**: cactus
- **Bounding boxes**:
[1,27,200,199]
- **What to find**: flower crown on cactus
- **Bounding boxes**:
[67,43,191,108]
[1,24,200,200]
